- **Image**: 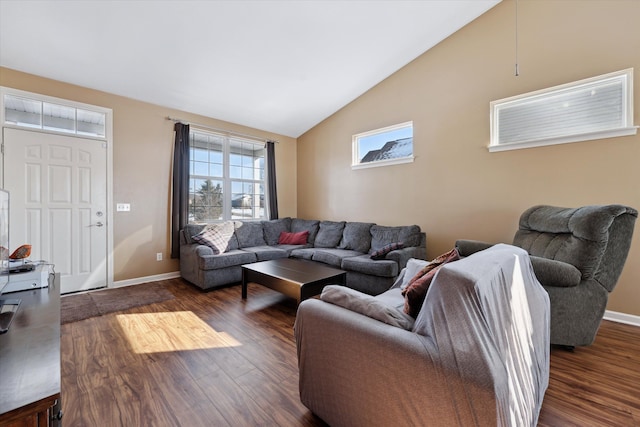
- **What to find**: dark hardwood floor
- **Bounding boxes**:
[60,278,640,426]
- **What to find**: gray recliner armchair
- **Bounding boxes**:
[456,204,637,348]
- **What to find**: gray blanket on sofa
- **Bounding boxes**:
[295,244,550,426]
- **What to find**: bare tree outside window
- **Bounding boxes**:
[192,179,223,222]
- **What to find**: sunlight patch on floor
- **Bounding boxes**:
[116,311,241,354]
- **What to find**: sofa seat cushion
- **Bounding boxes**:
[241,246,289,261]
[312,249,362,268]
[272,244,308,256]
[341,254,399,278]
[199,249,257,270]
[320,285,414,330]
[289,248,317,260]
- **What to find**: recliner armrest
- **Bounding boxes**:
[529,256,581,288]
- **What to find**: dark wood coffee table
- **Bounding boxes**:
[241,258,346,304]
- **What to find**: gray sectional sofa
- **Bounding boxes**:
[179,217,426,295]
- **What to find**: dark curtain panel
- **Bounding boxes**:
[171,122,190,258]
[266,141,279,220]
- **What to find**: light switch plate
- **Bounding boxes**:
[117,203,131,212]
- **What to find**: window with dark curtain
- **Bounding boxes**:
[171,122,190,258]
[266,141,278,219]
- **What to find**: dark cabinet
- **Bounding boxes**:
[0,275,61,426]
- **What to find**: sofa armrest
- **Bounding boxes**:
[385,245,426,269]
[455,239,494,257]
[295,299,499,426]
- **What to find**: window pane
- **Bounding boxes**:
[4,95,42,128]
[77,109,106,137]
[210,150,223,164]
[190,179,223,223]
[193,161,209,176]
[210,164,223,177]
[230,165,242,179]
[230,154,243,166]
[192,147,208,162]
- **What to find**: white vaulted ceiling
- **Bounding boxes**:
[0,1,500,137]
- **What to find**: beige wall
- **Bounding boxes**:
[297,0,640,316]
[0,67,297,282]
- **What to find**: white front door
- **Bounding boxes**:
[3,127,108,294]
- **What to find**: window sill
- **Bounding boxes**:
[488,126,638,152]
[351,156,414,170]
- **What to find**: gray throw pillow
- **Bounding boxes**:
[338,222,374,253]
[234,221,267,248]
[314,221,346,248]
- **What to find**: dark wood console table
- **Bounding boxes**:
[0,274,62,427]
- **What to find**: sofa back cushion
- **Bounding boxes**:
[338,222,374,253]
[262,217,292,245]
[370,224,422,252]
[234,221,267,248]
[314,221,346,248]
[182,224,206,245]
[291,219,320,245]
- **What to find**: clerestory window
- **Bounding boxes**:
[489,68,637,152]
[189,130,265,223]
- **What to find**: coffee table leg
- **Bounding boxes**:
[242,268,248,299]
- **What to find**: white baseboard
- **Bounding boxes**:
[603,310,640,327]
[112,271,181,289]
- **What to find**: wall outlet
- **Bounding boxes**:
[156,253,162,261]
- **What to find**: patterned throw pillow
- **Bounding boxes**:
[401,248,460,317]
[278,230,309,245]
[191,224,234,255]
[370,242,404,260]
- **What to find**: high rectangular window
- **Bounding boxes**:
[352,121,414,169]
[490,69,637,152]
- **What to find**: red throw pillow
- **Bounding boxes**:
[401,248,460,318]
[278,230,309,245]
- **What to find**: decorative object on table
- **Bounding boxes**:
[9,244,31,260]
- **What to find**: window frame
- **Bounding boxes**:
[352,121,414,170]
[188,129,266,223]
[489,68,637,152]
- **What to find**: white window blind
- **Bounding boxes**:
[490,69,637,152]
